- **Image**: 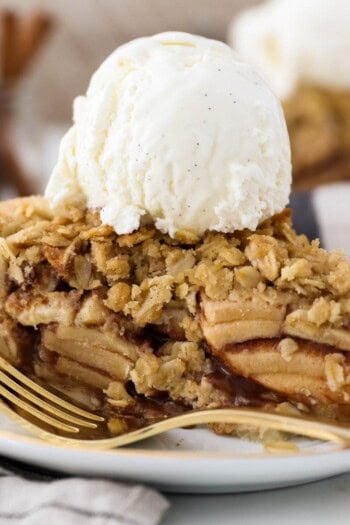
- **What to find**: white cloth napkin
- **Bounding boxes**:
[0,466,169,525]
[312,183,350,258]
[289,183,350,258]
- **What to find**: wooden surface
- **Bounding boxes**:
[0,0,258,121]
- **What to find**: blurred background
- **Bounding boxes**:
[0,0,349,254]
[12,0,260,121]
[0,0,258,197]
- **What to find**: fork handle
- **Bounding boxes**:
[1,403,350,449]
[97,408,350,449]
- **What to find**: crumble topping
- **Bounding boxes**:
[130,341,226,409]
[324,353,346,393]
[277,338,299,362]
[1,199,350,340]
[1,197,350,437]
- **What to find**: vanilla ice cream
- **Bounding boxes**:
[46,32,291,237]
[230,0,350,100]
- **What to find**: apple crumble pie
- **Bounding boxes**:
[284,86,350,191]
[1,196,350,438]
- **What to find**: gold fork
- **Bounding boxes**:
[1,355,350,450]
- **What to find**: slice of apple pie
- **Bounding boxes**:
[284,85,350,191]
[1,196,350,438]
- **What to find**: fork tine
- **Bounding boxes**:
[0,384,79,433]
[0,356,103,422]
[0,370,98,429]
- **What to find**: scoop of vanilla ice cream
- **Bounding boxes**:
[46,32,291,237]
[230,0,350,100]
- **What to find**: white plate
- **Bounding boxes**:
[0,412,349,493]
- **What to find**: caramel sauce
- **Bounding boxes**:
[205,361,272,407]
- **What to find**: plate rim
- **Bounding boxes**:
[0,428,348,461]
